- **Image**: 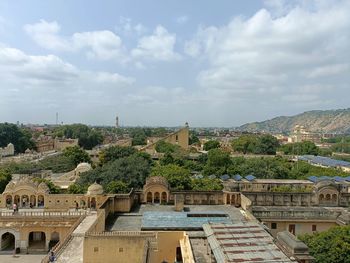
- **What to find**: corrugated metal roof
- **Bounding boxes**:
[204,222,293,263]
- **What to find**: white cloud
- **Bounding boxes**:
[186,1,350,108]
[115,17,147,36]
[131,25,181,61]
[0,44,133,116]
[176,15,189,25]
[24,20,126,61]
[23,20,71,51]
[72,31,124,60]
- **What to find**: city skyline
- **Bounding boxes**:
[1,0,350,127]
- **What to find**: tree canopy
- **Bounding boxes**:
[99,146,136,165]
[231,134,280,155]
[0,168,11,193]
[76,153,152,192]
[0,123,35,153]
[279,141,320,155]
[299,225,350,263]
[203,140,220,151]
[63,146,91,166]
[54,124,103,150]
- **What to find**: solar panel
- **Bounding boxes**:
[234,174,242,181]
[245,175,256,181]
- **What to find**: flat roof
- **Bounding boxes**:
[141,211,232,230]
[204,222,292,263]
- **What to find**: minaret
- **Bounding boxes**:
[116,116,119,128]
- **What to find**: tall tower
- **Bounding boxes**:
[56,112,59,125]
[116,115,119,128]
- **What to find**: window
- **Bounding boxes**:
[312,225,317,231]
[271,223,277,229]
[94,247,99,252]
[119,248,123,252]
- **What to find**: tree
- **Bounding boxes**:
[130,128,148,146]
[99,146,136,164]
[105,181,129,194]
[190,178,223,191]
[203,140,220,151]
[77,154,151,190]
[0,123,35,153]
[0,168,11,194]
[203,149,231,176]
[231,134,279,155]
[189,132,200,145]
[257,135,280,155]
[151,164,192,190]
[54,124,103,150]
[63,146,91,166]
[155,141,178,153]
[299,225,350,263]
[67,183,87,194]
[38,154,75,173]
[33,178,61,194]
[279,141,320,155]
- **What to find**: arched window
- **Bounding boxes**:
[332,194,337,201]
[161,192,167,203]
[28,232,46,250]
[326,194,331,201]
[1,232,15,251]
[154,192,160,203]
[146,192,152,203]
[38,195,45,207]
[319,194,324,201]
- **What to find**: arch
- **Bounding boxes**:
[226,194,230,204]
[154,192,160,204]
[146,192,152,203]
[90,197,96,209]
[5,195,12,207]
[21,195,29,207]
[80,200,86,208]
[326,194,331,201]
[49,231,60,250]
[231,195,236,205]
[28,231,46,250]
[332,194,337,201]
[38,195,44,207]
[1,232,15,251]
[30,195,36,207]
[14,195,20,205]
[319,194,324,201]
[161,192,167,204]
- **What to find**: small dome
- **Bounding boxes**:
[87,182,104,195]
[75,163,92,175]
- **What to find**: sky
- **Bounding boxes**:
[0,0,349,127]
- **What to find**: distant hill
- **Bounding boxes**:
[237,108,350,134]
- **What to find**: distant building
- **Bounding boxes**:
[140,123,189,154]
[0,143,15,157]
[35,136,78,153]
[115,116,119,128]
[288,125,321,143]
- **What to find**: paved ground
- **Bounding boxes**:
[0,254,45,263]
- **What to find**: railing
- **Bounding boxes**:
[41,213,87,263]
[86,231,156,237]
[253,210,340,220]
[0,210,87,218]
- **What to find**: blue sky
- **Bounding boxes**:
[0,0,349,127]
